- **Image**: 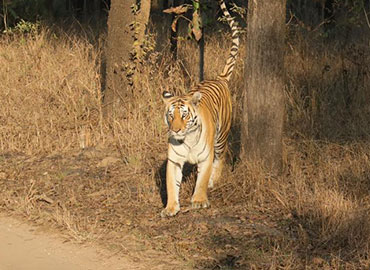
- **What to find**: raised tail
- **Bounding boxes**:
[217,0,240,82]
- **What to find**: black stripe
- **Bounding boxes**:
[168,158,182,168]
[231,41,239,47]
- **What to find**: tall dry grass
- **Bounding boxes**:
[285,32,370,141]
[0,24,369,269]
[0,29,104,154]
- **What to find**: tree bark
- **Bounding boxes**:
[241,0,286,174]
[103,0,151,119]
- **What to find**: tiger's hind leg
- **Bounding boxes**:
[209,143,229,188]
[208,157,224,188]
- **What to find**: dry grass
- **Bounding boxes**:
[0,29,104,154]
[0,23,369,270]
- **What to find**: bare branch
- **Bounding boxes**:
[363,6,370,30]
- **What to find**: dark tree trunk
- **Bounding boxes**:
[198,3,204,82]
[170,11,179,60]
[103,0,151,119]
[241,0,286,174]
[198,32,204,82]
[168,0,181,61]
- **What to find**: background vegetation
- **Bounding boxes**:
[0,0,369,269]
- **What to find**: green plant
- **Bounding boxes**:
[3,19,40,35]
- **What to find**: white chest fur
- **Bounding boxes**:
[168,129,209,165]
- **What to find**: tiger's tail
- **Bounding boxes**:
[217,0,240,82]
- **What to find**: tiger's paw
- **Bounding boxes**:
[191,198,210,209]
[160,204,180,218]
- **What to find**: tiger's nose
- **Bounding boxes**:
[173,128,181,133]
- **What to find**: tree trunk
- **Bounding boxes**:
[241,0,286,174]
[197,1,204,82]
[168,0,181,61]
[103,0,151,119]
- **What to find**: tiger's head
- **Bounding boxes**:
[162,91,202,141]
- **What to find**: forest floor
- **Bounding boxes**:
[0,148,274,270]
[1,143,369,270]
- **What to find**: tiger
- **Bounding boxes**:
[160,0,240,217]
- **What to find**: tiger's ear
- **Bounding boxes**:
[162,91,174,103]
[191,91,202,106]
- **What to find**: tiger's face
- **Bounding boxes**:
[162,91,202,141]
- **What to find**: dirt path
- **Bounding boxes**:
[0,215,143,270]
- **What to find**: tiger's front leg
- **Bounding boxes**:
[161,159,183,217]
[191,156,213,209]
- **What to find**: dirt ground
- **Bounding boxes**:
[0,215,125,270]
[0,214,183,270]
